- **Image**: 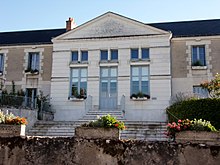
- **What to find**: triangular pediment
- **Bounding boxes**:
[54,12,169,41]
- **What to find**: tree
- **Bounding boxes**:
[200,73,220,98]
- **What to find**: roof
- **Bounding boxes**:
[0,28,66,46]
[150,19,220,37]
[1,18,220,46]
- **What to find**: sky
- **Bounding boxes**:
[1,0,220,32]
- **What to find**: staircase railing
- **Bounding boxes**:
[85,95,92,114]
[120,95,125,117]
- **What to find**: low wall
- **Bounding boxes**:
[0,137,219,165]
[1,108,37,131]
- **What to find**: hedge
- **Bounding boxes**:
[166,98,220,130]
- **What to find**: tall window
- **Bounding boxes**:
[28,52,39,71]
[193,86,208,98]
[0,54,4,74]
[70,68,87,98]
[131,66,149,95]
[192,45,206,66]
[100,50,108,61]
[110,49,118,61]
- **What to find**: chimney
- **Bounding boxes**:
[66,17,76,31]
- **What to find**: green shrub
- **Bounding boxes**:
[166,98,220,130]
[82,114,125,130]
[191,119,217,132]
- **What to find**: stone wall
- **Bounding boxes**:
[0,137,219,165]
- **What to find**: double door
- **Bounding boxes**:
[100,67,117,110]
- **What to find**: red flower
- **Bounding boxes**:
[115,123,119,127]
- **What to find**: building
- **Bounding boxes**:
[0,12,219,122]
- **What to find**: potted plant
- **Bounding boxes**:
[25,68,39,75]
[0,110,27,137]
[166,119,219,144]
[75,114,125,140]
[130,92,150,100]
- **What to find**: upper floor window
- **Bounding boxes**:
[141,48,149,59]
[131,48,149,61]
[72,51,78,62]
[193,86,208,98]
[70,68,87,99]
[0,54,4,74]
[192,46,206,66]
[131,66,150,97]
[131,49,139,60]
[111,49,118,61]
[100,50,108,61]
[81,51,88,62]
[27,52,39,72]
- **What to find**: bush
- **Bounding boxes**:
[166,98,220,130]
[82,114,125,130]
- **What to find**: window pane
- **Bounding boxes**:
[141,67,148,76]
[199,46,205,66]
[132,85,139,94]
[81,51,88,62]
[131,49,138,59]
[192,46,206,66]
[72,69,79,77]
[72,51,78,61]
[193,86,208,98]
[110,68,117,77]
[132,67,139,76]
[101,68,108,77]
[111,49,118,60]
[72,84,78,96]
[101,50,108,61]
[81,68,87,77]
[142,48,149,59]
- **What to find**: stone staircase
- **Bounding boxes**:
[28,110,168,141]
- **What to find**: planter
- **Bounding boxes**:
[0,124,26,137]
[131,97,149,101]
[75,127,120,140]
[175,131,220,145]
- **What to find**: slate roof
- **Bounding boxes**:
[0,28,66,46]
[150,19,220,37]
[1,19,220,46]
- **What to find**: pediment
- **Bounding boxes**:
[54,12,169,41]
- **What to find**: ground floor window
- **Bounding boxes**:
[131,66,149,96]
[70,68,87,99]
[193,86,208,98]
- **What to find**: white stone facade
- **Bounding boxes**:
[51,13,172,121]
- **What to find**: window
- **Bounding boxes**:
[131,66,149,95]
[100,50,108,61]
[72,51,78,62]
[27,52,39,71]
[192,46,206,66]
[131,49,138,60]
[193,86,208,98]
[70,68,87,99]
[111,49,118,61]
[142,48,149,59]
[81,51,88,62]
[0,54,4,74]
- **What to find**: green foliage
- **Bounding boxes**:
[166,98,220,130]
[82,114,125,130]
[191,119,217,132]
[200,73,220,98]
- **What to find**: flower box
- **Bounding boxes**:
[0,124,26,137]
[131,97,149,101]
[75,127,120,140]
[175,131,220,145]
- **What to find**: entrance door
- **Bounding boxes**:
[100,67,117,110]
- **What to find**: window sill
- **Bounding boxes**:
[99,61,119,66]
[69,62,88,67]
[130,59,150,65]
[130,97,149,101]
[69,97,85,101]
[191,66,207,70]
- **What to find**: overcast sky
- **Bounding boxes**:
[1,0,220,32]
